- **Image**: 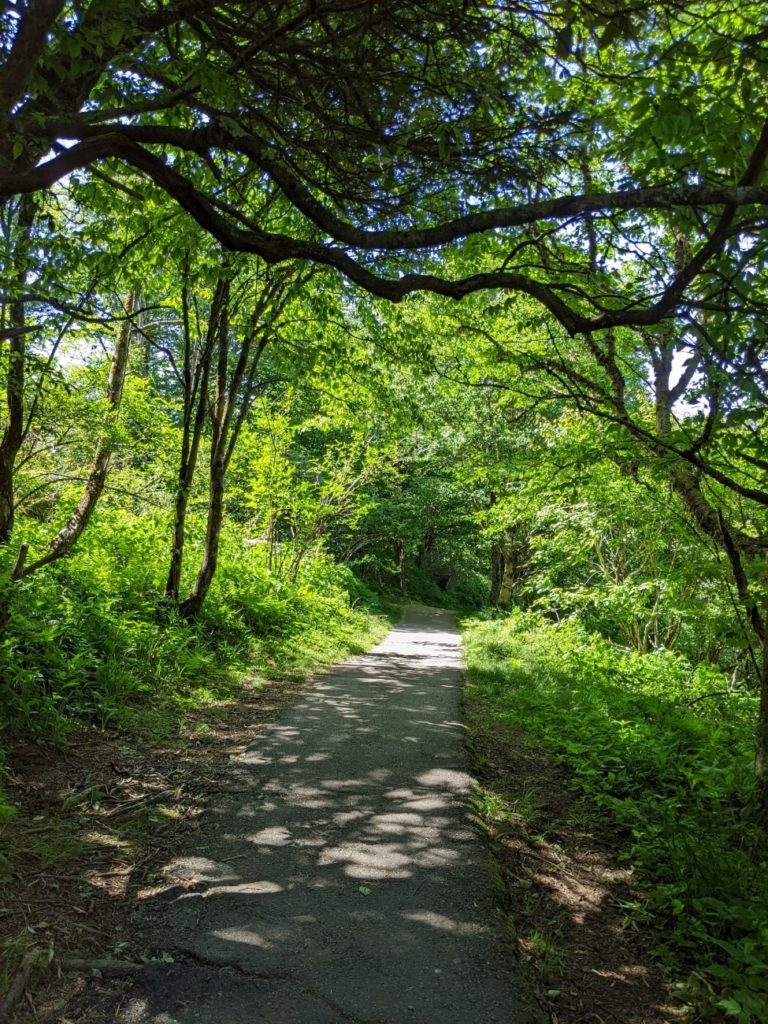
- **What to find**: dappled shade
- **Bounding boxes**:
[118,607,536,1023]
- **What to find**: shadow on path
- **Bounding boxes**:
[118,606,538,1024]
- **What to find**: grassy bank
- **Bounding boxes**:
[462,610,767,1023]
[0,510,396,817]
[0,521,396,1010]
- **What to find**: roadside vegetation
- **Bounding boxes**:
[465,612,765,1022]
[453,383,768,1023]
[3,3,768,1022]
[0,512,390,757]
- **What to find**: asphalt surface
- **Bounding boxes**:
[118,605,538,1023]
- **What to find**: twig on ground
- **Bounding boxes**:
[60,783,110,808]
[0,950,44,1023]
[23,987,38,1021]
[103,789,176,819]
[60,958,145,976]
[518,848,564,867]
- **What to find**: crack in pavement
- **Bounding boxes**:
[173,947,292,982]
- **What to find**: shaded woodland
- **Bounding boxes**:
[2,2,768,1020]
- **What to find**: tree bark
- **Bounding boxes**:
[497,541,515,610]
[490,540,504,605]
[0,197,35,544]
[397,542,407,593]
[165,278,224,603]
[177,265,301,620]
[649,333,768,820]
[496,528,528,610]
[178,297,271,620]
[17,291,137,577]
[756,599,768,824]
[179,438,226,620]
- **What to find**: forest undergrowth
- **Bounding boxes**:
[0,514,395,1013]
[0,509,393,819]
[463,611,767,1024]
[4,5,768,1022]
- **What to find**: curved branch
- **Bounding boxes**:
[23,118,768,251]
[2,129,767,334]
[0,0,67,113]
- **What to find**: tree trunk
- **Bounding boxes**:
[178,294,270,620]
[417,526,435,569]
[490,540,504,605]
[650,336,768,821]
[0,197,35,544]
[177,335,263,618]
[756,595,768,824]
[0,316,23,543]
[178,444,225,619]
[497,548,515,609]
[178,281,233,621]
[164,345,214,601]
[165,276,224,604]
[18,291,137,577]
[177,291,231,620]
[497,529,527,610]
[176,265,298,620]
[165,486,190,604]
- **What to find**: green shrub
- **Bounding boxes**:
[0,508,390,741]
[0,751,14,822]
[463,610,767,1023]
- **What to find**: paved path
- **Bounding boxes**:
[120,606,538,1023]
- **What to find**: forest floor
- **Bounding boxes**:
[0,668,316,1023]
[465,702,686,1024]
[1,606,680,1024]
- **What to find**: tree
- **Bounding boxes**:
[1,1,768,321]
[177,263,305,618]
[0,195,35,544]
[425,280,768,814]
[12,289,138,579]
[4,0,768,818]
